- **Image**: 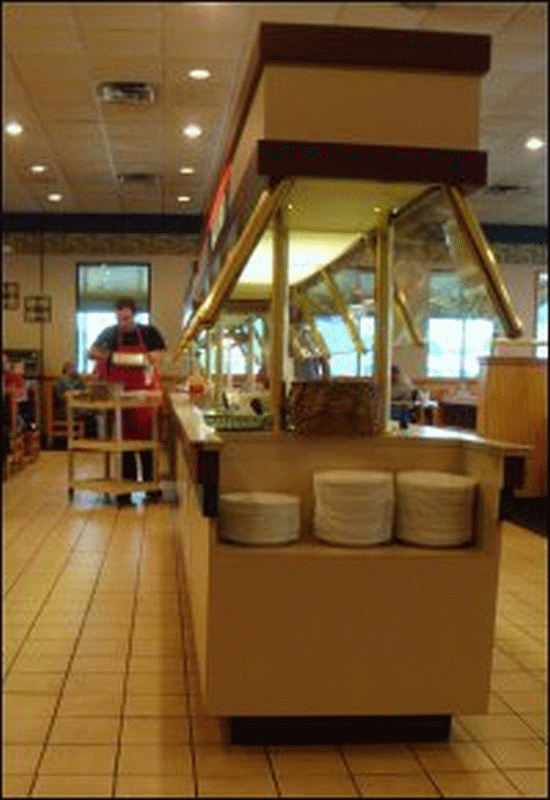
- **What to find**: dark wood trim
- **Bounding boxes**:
[2,212,202,234]
[257,140,488,187]
[204,21,491,246]
[258,22,490,74]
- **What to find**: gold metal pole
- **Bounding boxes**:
[444,184,523,339]
[214,320,223,406]
[393,283,426,347]
[294,293,330,357]
[374,212,393,430]
[321,269,366,354]
[205,329,211,380]
[270,207,290,431]
[174,179,293,358]
[246,316,255,391]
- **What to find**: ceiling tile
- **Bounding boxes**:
[334,2,431,28]
[73,2,162,30]
[79,29,162,58]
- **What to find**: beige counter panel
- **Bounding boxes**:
[263,65,480,150]
[171,396,528,718]
[209,544,493,716]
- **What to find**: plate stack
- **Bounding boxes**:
[218,492,300,546]
[395,470,477,547]
[313,471,394,546]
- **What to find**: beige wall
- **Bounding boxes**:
[2,251,193,376]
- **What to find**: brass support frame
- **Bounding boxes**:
[214,320,223,405]
[444,184,523,339]
[393,283,426,347]
[204,330,211,380]
[246,316,255,391]
[174,179,293,358]
[321,269,366,354]
[374,213,394,430]
[293,293,330,357]
[270,207,290,431]
[366,235,424,347]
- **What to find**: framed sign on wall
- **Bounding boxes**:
[2,282,20,310]
[24,295,52,322]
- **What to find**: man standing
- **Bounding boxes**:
[88,297,166,505]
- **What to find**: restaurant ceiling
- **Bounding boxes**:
[2,2,547,227]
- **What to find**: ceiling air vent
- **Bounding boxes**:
[484,184,531,197]
[97,82,156,105]
[117,173,159,185]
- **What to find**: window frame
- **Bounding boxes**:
[75,262,152,373]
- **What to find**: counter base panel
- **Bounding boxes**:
[229,714,451,745]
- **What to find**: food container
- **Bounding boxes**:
[112,352,147,368]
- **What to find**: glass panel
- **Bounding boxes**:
[427,318,462,378]
[392,189,506,378]
[464,318,494,378]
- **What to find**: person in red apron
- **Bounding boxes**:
[88,297,166,506]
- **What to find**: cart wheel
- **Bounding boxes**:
[68,488,74,501]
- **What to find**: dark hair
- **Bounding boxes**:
[115,297,136,313]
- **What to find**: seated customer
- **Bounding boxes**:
[54,361,97,437]
[390,364,418,426]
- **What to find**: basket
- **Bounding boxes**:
[288,379,382,435]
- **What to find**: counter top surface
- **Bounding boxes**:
[169,393,531,456]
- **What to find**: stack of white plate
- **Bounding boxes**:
[218,492,300,545]
[313,471,394,546]
[395,470,477,547]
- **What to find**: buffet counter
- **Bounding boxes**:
[170,393,529,722]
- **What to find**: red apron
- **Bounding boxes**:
[96,325,153,440]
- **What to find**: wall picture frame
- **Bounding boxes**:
[2,282,20,310]
[24,295,52,322]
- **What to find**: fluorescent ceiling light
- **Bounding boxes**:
[183,124,202,138]
[30,164,46,173]
[5,121,23,136]
[47,192,63,202]
[188,69,210,80]
[179,166,195,174]
[177,195,191,203]
[525,136,545,150]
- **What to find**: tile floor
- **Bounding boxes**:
[2,452,547,797]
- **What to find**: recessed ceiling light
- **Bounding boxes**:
[374,206,381,212]
[287,204,293,210]
[47,192,63,202]
[177,195,191,203]
[188,69,210,80]
[183,124,202,139]
[5,121,23,136]
[525,136,545,150]
[179,166,195,174]
[30,164,46,173]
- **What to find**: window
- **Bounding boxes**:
[427,271,496,378]
[315,306,374,377]
[76,264,150,373]
[535,271,548,358]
